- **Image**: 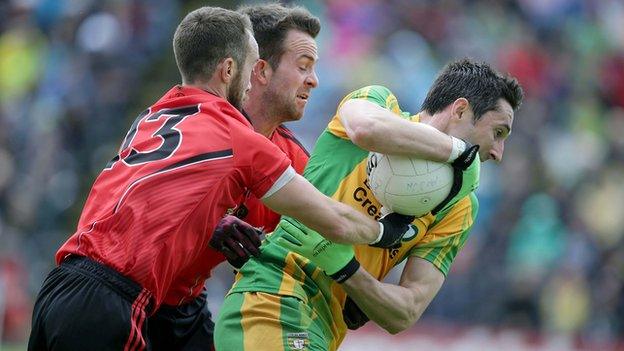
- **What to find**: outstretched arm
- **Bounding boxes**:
[340,256,444,334]
[262,174,377,244]
[263,174,411,247]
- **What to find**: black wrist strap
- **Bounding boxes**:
[329,257,361,283]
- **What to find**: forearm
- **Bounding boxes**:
[263,174,379,244]
[292,197,379,245]
[325,201,382,244]
[339,99,452,161]
[340,268,428,334]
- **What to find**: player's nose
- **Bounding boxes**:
[306,70,319,88]
[489,142,504,162]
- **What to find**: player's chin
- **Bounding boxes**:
[290,106,305,120]
[296,96,309,107]
[479,151,489,163]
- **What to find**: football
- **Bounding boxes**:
[366,152,454,216]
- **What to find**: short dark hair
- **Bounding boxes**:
[421,59,524,120]
[173,7,252,83]
[238,2,320,69]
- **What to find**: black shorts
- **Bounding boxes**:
[28,256,152,351]
[147,289,215,351]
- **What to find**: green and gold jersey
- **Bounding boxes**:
[229,85,478,348]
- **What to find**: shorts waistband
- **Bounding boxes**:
[61,256,150,309]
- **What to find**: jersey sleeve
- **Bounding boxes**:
[327,85,411,140]
[230,117,294,200]
[408,193,479,276]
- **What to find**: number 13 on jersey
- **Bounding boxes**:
[105,105,201,169]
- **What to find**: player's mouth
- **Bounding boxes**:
[296,93,309,104]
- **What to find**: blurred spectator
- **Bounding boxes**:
[0,0,623,347]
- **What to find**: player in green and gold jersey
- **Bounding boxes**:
[214,59,524,351]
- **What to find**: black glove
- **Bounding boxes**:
[431,142,480,214]
[209,215,264,268]
[343,296,370,330]
[371,212,415,248]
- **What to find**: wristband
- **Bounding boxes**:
[447,136,467,163]
[369,222,385,245]
[329,257,361,283]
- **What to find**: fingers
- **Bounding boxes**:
[280,218,307,237]
[454,144,480,170]
[219,245,242,262]
[223,236,247,258]
[385,212,415,224]
[400,214,416,223]
[229,224,261,257]
[279,233,303,247]
[239,225,263,250]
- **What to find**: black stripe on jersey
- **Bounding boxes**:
[156,149,233,173]
[113,149,234,213]
[276,126,310,156]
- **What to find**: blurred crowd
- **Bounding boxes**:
[0,0,623,347]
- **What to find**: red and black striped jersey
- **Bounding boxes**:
[56,85,293,308]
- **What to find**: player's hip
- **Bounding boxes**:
[215,291,340,351]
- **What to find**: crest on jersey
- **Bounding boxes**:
[287,332,309,350]
[402,225,418,241]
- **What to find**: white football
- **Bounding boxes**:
[366,152,453,216]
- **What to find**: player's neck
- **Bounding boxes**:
[243,103,281,138]
[419,111,450,133]
[182,79,227,101]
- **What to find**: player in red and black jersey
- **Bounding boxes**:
[28,6,414,351]
[238,2,320,235]
[147,5,319,350]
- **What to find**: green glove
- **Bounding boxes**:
[432,143,480,214]
[273,217,360,283]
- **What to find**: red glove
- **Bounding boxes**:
[209,215,264,268]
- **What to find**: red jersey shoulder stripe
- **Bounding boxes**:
[275,125,310,156]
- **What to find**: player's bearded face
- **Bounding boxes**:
[228,68,246,111]
[230,33,257,112]
[262,31,318,122]
[263,81,300,121]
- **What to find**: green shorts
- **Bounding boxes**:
[214,291,336,351]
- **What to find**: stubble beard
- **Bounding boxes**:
[228,72,245,112]
[263,86,301,122]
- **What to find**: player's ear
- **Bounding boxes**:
[451,98,471,120]
[220,57,236,84]
[252,59,271,85]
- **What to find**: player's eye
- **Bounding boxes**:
[495,129,504,138]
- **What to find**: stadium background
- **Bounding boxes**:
[0,0,623,349]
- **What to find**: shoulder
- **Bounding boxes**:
[338,85,401,114]
[340,85,396,104]
[199,100,253,128]
[344,85,395,100]
[273,125,310,157]
[431,193,479,230]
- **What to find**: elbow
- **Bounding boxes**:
[381,310,422,335]
[349,121,378,150]
[386,326,406,335]
[382,320,411,335]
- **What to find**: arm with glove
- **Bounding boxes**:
[274,213,413,282]
[208,204,414,270]
[274,217,445,335]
